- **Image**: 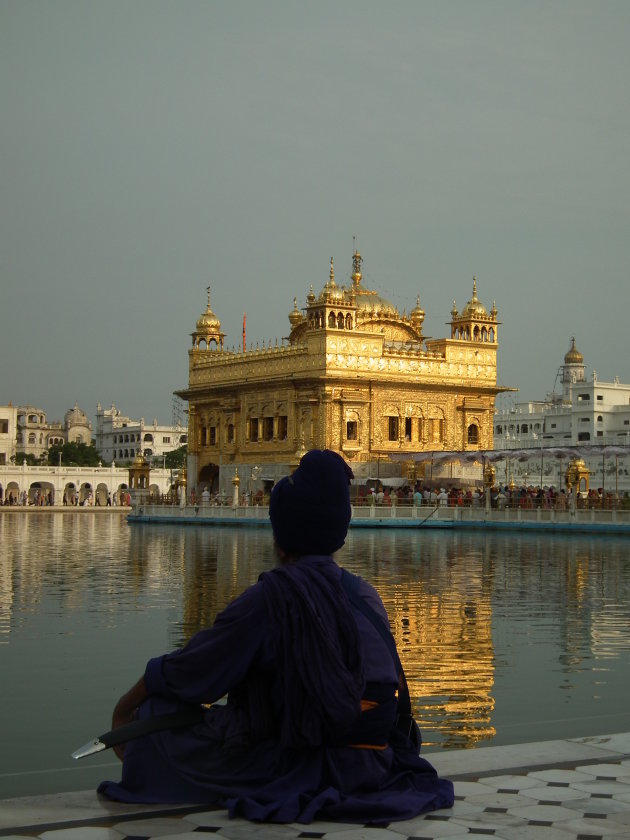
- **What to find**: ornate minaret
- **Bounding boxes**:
[560,337,585,400]
[450,278,499,344]
[191,287,225,351]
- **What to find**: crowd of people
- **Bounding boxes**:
[355,482,630,510]
[0,488,132,506]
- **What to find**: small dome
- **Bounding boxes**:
[132,451,148,468]
[460,278,488,317]
[288,296,303,327]
[564,337,584,364]
[196,289,221,332]
[410,295,425,327]
[65,402,89,425]
[319,258,345,302]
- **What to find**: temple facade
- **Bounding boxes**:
[177,250,503,493]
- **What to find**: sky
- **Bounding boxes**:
[2,1,629,427]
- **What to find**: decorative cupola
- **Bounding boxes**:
[410,295,425,335]
[319,258,343,304]
[192,287,225,350]
[288,296,303,329]
[450,278,499,344]
[305,257,357,332]
[561,336,585,385]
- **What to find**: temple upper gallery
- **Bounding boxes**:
[176,249,505,491]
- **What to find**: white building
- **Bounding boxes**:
[495,339,630,448]
[14,403,93,461]
[95,403,187,465]
[0,405,18,465]
[493,338,630,491]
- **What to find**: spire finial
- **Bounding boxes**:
[329,257,335,286]
[206,285,211,309]
[351,246,362,285]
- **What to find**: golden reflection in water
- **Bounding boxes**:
[355,536,496,750]
[3,514,630,755]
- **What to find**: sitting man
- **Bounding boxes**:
[98,449,454,823]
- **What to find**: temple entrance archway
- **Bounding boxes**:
[198,463,219,495]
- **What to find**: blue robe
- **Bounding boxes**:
[98,556,454,823]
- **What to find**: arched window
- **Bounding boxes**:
[345,313,353,329]
[473,326,480,341]
[467,424,479,444]
[337,312,344,328]
[328,312,336,328]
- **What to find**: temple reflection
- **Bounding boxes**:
[2,516,630,751]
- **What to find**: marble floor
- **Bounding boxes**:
[1,733,630,840]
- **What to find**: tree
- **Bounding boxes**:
[48,441,105,467]
[164,445,187,469]
[13,451,41,466]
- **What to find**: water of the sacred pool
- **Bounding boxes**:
[1,512,629,798]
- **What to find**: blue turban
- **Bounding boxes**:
[269,449,354,556]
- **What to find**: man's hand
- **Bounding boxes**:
[111,676,148,760]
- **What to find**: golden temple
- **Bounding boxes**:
[177,249,503,491]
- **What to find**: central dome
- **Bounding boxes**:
[350,250,398,318]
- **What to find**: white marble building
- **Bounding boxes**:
[11,403,93,461]
[495,339,630,448]
[493,339,630,491]
[95,403,187,465]
[0,405,18,465]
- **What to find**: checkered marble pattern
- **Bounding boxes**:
[2,733,630,840]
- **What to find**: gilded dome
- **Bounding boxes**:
[460,278,488,318]
[288,297,303,327]
[319,258,345,302]
[564,337,584,364]
[349,250,398,318]
[410,295,425,326]
[196,289,221,332]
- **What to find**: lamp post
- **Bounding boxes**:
[483,459,495,513]
[232,469,240,508]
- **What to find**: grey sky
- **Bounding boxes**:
[2,1,629,426]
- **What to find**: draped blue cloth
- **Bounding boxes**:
[98,556,454,823]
